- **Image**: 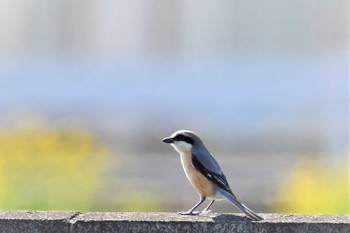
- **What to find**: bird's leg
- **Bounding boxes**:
[201,200,215,214]
[179,196,206,215]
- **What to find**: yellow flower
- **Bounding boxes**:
[0,128,108,211]
[275,156,348,214]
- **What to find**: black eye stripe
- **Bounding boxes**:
[174,134,194,144]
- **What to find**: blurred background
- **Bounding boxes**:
[0,0,348,214]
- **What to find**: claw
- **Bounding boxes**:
[201,209,212,215]
[178,211,200,215]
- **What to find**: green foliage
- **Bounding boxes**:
[0,128,108,211]
[274,156,349,214]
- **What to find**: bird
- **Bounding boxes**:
[162,130,263,221]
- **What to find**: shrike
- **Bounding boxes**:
[162,130,263,221]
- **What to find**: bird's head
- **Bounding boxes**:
[162,130,203,153]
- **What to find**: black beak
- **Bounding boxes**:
[162,137,174,143]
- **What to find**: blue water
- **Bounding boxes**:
[0,54,348,156]
[0,54,347,130]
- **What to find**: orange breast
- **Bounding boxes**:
[180,151,215,198]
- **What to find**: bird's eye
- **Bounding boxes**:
[174,134,193,144]
[173,134,184,141]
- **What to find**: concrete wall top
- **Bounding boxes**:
[0,211,349,233]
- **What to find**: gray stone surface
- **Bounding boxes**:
[0,211,349,233]
[0,211,79,233]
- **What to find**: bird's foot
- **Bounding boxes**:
[178,211,200,216]
[200,209,212,215]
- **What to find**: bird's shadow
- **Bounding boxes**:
[212,214,253,222]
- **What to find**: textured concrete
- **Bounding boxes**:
[0,211,78,233]
[0,211,349,233]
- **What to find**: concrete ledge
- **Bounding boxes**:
[0,211,349,233]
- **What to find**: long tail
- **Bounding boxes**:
[221,191,263,221]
